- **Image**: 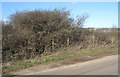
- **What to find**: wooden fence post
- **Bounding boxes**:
[67,38,69,47]
[93,35,95,47]
[51,39,55,52]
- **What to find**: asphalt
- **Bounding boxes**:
[26,55,118,75]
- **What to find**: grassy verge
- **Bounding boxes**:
[2,47,118,74]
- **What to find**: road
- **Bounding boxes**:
[26,55,118,75]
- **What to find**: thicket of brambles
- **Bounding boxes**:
[2,8,118,62]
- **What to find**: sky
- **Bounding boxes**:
[2,2,118,28]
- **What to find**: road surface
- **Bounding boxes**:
[25,55,118,75]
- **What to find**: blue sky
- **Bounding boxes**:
[2,2,118,28]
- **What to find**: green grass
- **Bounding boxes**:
[0,69,1,72]
[81,47,118,55]
[2,47,118,74]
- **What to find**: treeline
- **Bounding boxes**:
[2,8,118,62]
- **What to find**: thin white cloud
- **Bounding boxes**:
[3,19,7,22]
[0,19,8,23]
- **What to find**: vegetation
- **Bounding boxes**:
[2,47,118,74]
[2,8,90,62]
[2,8,118,71]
